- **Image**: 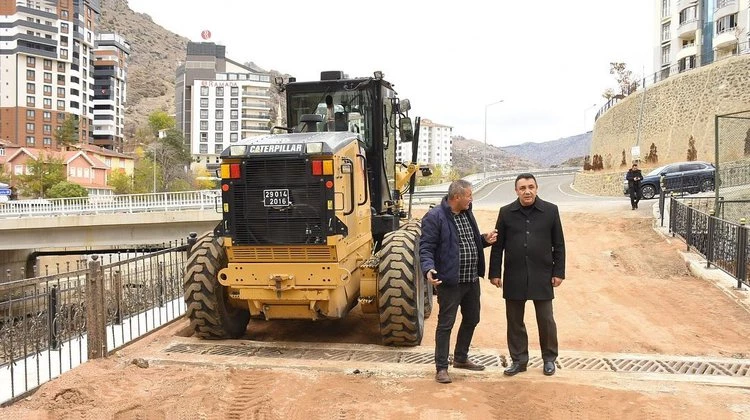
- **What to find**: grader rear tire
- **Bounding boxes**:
[399,219,433,319]
[377,230,424,347]
[183,232,250,339]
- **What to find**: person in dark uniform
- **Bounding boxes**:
[488,173,565,377]
[626,163,643,210]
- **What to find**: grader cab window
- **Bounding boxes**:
[287,90,374,148]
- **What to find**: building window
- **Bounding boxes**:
[61,9,68,18]
[26,69,35,80]
[44,72,52,83]
[216,86,224,96]
[43,85,52,95]
[661,44,671,65]
[215,121,223,131]
[214,144,224,154]
[60,22,69,33]
[43,137,51,146]
[57,100,65,110]
[26,123,35,132]
[26,96,35,106]
[57,87,65,97]
[200,86,209,96]
[231,86,239,96]
[661,22,670,41]
[679,6,697,25]
[230,121,238,131]
[215,132,223,142]
[43,59,52,70]
[43,124,52,134]
[678,55,697,72]
[715,13,738,34]
[661,0,670,18]
[200,98,209,108]
[200,132,208,142]
[43,111,51,120]
[216,98,224,108]
[200,109,208,119]
[230,98,238,108]
[57,75,65,85]
[230,110,238,119]
[215,109,224,119]
[200,120,208,130]
[26,136,35,145]
[60,49,68,59]
[43,98,52,109]
[230,133,238,142]
[26,109,35,119]
[26,82,35,93]
[26,56,36,66]
[199,144,208,154]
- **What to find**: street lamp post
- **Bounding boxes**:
[484,99,504,179]
[583,103,597,133]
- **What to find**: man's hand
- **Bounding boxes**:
[484,229,498,244]
[427,269,441,287]
[551,277,563,287]
[490,277,502,288]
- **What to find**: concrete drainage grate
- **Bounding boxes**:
[163,343,750,378]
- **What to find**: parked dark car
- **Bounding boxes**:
[623,161,715,199]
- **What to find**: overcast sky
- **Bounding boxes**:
[126,0,655,147]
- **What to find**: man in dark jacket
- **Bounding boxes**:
[488,173,565,377]
[420,179,497,384]
[626,163,643,210]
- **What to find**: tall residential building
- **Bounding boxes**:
[395,118,453,167]
[0,0,100,149]
[92,32,129,151]
[175,42,272,166]
[654,0,749,77]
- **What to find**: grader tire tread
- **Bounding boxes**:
[399,220,433,319]
[183,232,249,339]
[377,230,424,347]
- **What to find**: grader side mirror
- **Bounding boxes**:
[399,117,414,143]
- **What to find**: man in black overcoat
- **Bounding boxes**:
[488,173,566,376]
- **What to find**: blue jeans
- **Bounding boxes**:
[434,281,481,370]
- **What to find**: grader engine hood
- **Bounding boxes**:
[218,133,359,246]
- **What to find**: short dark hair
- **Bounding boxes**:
[515,173,537,187]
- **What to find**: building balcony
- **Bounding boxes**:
[677,19,699,38]
[713,29,738,49]
[676,44,698,61]
[714,0,738,19]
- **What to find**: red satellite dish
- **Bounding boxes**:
[201,30,211,40]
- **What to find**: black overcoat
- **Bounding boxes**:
[487,197,565,300]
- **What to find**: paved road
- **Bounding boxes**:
[472,174,628,212]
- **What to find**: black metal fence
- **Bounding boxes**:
[669,197,749,289]
[0,240,190,405]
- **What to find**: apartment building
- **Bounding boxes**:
[175,42,272,167]
[655,0,749,77]
[0,0,100,149]
[396,118,453,167]
[92,32,128,151]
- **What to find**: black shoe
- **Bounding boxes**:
[543,361,556,376]
[503,361,527,376]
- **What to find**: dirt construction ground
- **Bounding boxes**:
[2,203,750,419]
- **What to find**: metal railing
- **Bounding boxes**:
[0,240,190,405]
[0,190,220,219]
[596,41,750,121]
[668,197,749,289]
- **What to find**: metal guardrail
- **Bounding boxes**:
[668,197,749,289]
[0,168,581,218]
[0,241,190,405]
[0,190,221,219]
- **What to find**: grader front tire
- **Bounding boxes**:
[183,232,250,339]
[377,230,425,347]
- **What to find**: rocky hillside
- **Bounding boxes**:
[98,0,188,138]
[451,136,537,175]
[500,132,592,167]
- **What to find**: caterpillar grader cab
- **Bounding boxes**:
[184,70,432,346]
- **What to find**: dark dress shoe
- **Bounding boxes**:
[435,369,452,384]
[503,361,527,376]
[543,361,556,376]
[453,359,485,371]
